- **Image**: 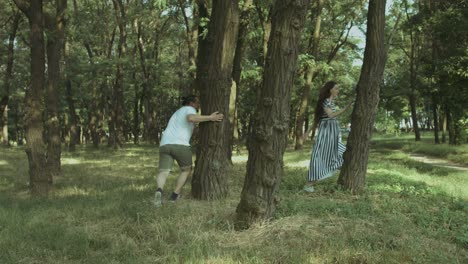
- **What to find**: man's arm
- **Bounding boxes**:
[187,111,224,123]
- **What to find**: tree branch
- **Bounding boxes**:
[12,0,30,17]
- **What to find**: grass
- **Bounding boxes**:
[0,137,467,264]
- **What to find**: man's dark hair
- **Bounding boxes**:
[181,95,198,106]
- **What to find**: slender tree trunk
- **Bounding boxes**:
[2,12,21,146]
[254,1,272,65]
[178,0,198,93]
[45,0,66,176]
[191,0,240,200]
[135,20,151,143]
[432,96,439,144]
[440,106,446,143]
[337,0,387,193]
[194,0,209,95]
[65,41,79,151]
[409,93,420,140]
[236,0,311,228]
[294,0,323,150]
[132,71,140,145]
[110,0,127,149]
[15,0,51,195]
[229,0,254,161]
[447,110,456,145]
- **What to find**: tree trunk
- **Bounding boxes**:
[110,0,127,149]
[64,42,79,151]
[409,93,420,140]
[2,12,21,146]
[294,0,323,150]
[178,0,198,93]
[45,0,66,176]
[229,0,254,161]
[132,71,140,145]
[254,1,272,65]
[337,0,387,193]
[236,0,310,228]
[432,96,439,144]
[15,0,51,196]
[440,106,446,143]
[191,0,240,200]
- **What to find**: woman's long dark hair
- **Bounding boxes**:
[310,81,336,140]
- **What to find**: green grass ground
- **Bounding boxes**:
[0,136,467,263]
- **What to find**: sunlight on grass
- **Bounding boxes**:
[54,186,93,197]
[286,159,310,168]
[61,158,111,165]
[121,183,152,192]
[0,160,9,166]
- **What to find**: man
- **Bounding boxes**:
[154,95,223,206]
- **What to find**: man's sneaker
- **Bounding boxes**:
[154,191,162,207]
[170,192,179,202]
[303,185,315,193]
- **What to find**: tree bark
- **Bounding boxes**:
[45,0,66,176]
[432,96,440,144]
[409,93,420,140]
[337,0,387,193]
[191,0,240,200]
[64,41,80,151]
[254,1,272,65]
[15,0,52,196]
[229,0,254,161]
[236,0,311,228]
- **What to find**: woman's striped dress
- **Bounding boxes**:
[308,98,346,182]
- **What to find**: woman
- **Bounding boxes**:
[303,81,352,192]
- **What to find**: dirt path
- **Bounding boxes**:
[408,153,468,172]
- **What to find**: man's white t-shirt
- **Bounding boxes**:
[160,106,197,146]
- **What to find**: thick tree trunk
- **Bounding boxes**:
[15,0,52,196]
[337,0,387,193]
[191,0,240,200]
[294,0,323,150]
[45,0,66,176]
[236,0,310,228]
[2,13,21,146]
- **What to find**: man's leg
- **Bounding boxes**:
[156,170,171,190]
[174,167,191,194]
[171,145,193,201]
[155,145,173,206]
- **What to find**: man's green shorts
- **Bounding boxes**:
[158,144,193,172]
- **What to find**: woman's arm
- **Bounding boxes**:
[325,101,353,118]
